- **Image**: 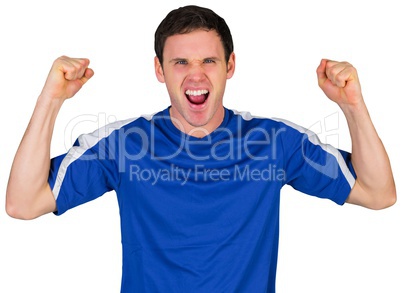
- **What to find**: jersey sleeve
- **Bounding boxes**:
[278,120,356,205]
[48,129,120,215]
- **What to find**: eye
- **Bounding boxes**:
[175,60,188,65]
[203,59,215,64]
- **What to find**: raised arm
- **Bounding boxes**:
[316,59,396,210]
[6,56,94,219]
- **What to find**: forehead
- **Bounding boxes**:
[163,29,224,59]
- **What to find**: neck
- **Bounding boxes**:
[169,107,224,138]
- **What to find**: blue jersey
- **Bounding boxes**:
[49,107,356,292]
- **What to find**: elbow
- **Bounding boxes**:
[6,204,21,220]
[6,194,38,220]
[6,201,28,220]
[351,178,397,210]
[6,205,39,220]
[370,188,397,210]
[6,200,22,219]
[6,185,56,220]
[384,189,397,209]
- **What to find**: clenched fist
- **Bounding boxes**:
[40,56,94,101]
[316,59,363,109]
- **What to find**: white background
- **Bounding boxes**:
[1,0,401,292]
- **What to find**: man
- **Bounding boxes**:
[6,5,396,292]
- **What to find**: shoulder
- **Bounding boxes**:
[226,108,303,133]
[72,109,168,151]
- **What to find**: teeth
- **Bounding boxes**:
[185,89,209,96]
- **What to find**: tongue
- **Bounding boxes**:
[187,94,207,105]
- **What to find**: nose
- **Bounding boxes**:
[187,62,206,83]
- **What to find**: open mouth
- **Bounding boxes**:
[185,89,209,105]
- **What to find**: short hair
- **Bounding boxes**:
[154,5,234,66]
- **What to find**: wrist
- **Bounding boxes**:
[37,92,65,109]
[339,97,367,118]
[35,94,65,122]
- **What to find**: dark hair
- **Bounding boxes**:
[154,5,234,66]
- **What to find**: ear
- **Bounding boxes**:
[154,56,165,83]
[226,52,236,79]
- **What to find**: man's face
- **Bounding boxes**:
[155,29,235,137]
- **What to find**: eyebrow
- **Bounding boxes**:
[169,58,187,63]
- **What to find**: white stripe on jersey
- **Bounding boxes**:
[52,115,155,200]
[271,117,356,188]
[231,110,355,189]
